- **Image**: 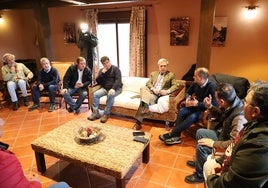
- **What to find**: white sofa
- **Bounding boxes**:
[88,76,186,122]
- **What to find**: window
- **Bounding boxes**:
[98,11,131,76]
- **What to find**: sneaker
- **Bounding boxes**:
[48,104,56,112]
[165,137,182,145]
[158,133,172,142]
[28,104,40,111]
[100,114,109,123]
[87,110,101,121]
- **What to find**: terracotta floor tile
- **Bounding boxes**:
[150,149,177,167]
[0,106,200,188]
[141,163,172,185]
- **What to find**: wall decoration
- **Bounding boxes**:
[63,23,76,44]
[212,17,228,47]
[170,17,190,46]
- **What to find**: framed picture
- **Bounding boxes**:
[63,23,76,44]
[212,17,228,47]
[170,17,190,46]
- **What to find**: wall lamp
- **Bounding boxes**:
[244,5,258,19]
[0,14,3,24]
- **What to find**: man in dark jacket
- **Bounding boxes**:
[28,57,60,112]
[159,67,218,145]
[60,57,92,114]
[185,83,246,184]
[87,56,122,123]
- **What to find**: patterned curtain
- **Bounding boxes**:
[86,9,99,81]
[129,6,146,77]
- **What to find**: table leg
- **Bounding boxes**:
[34,151,46,173]
[116,178,125,188]
[142,143,150,163]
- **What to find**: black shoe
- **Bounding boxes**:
[67,107,73,113]
[185,173,204,184]
[23,97,29,106]
[48,104,56,112]
[186,160,196,168]
[158,133,172,142]
[13,101,19,111]
[74,108,80,115]
[28,104,40,111]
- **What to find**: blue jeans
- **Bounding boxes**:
[63,88,87,110]
[7,80,28,102]
[195,128,218,178]
[32,84,57,105]
[170,107,203,137]
[92,87,122,115]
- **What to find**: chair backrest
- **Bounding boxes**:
[210,73,250,99]
[51,61,74,81]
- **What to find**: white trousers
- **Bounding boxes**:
[7,80,28,102]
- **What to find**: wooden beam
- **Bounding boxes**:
[196,0,216,69]
[32,0,55,60]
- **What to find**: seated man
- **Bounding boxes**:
[28,57,60,112]
[206,82,268,188]
[159,67,218,145]
[1,53,33,110]
[132,58,179,130]
[60,56,92,114]
[87,56,123,123]
[184,83,246,184]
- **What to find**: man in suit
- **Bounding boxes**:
[132,58,179,130]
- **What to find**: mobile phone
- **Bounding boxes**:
[133,136,149,144]
[133,131,145,136]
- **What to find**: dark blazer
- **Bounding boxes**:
[62,64,92,89]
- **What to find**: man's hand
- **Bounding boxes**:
[204,94,212,108]
[159,89,169,96]
[108,89,115,95]
[60,89,67,95]
[198,138,214,148]
[39,84,44,91]
[185,96,198,107]
[10,66,16,73]
[209,163,222,176]
[75,82,83,88]
[102,68,107,74]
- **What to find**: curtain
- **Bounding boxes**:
[129,6,146,77]
[86,9,99,81]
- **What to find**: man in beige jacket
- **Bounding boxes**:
[132,58,179,130]
[1,53,33,110]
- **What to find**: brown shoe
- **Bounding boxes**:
[100,114,109,123]
[87,110,100,121]
[132,122,142,130]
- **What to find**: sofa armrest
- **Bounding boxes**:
[88,84,102,109]
[168,84,186,114]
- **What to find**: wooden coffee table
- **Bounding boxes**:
[31,119,151,188]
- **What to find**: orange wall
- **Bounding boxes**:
[0,0,267,82]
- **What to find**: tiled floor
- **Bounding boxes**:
[0,100,204,188]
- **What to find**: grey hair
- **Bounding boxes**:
[40,57,50,64]
[2,53,15,63]
[157,58,169,65]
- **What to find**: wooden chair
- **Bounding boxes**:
[50,61,90,109]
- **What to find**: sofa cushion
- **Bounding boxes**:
[122,76,149,93]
